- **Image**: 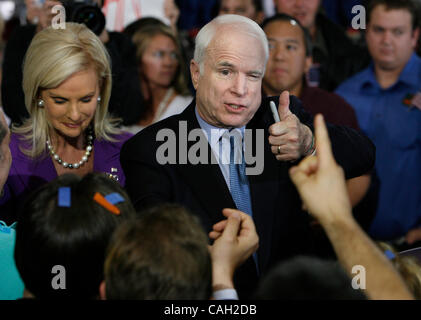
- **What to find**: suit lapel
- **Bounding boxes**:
[173,103,236,227]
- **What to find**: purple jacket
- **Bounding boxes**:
[0,131,133,223]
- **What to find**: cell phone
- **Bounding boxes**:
[270,101,280,123]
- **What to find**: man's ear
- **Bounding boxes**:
[190,59,201,90]
[412,27,420,49]
[99,280,106,300]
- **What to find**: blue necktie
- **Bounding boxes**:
[229,136,253,216]
[229,135,259,273]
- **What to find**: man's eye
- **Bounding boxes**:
[286,45,297,51]
[248,74,261,81]
[220,69,231,76]
[393,29,403,36]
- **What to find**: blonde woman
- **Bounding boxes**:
[123,22,192,134]
[0,23,132,223]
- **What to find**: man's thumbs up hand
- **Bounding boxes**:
[268,91,314,162]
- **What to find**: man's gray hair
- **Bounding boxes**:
[193,14,269,74]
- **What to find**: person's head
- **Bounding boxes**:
[123,17,166,39]
[377,242,421,299]
[262,13,312,96]
[273,0,320,31]
[191,14,268,128]
[366,0,420,72]
[217,0,265,24]
[102,204,212,300]
[132,23,190,96]
[18,22,120,159]
[14,172,136,299]
[255,256,367,299]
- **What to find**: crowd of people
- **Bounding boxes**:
[0,0,420,300]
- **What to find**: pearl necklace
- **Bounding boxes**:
[46,131,94,169]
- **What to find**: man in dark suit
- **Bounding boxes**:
[121,14,375,298]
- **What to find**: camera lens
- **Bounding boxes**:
[65,1,106,36]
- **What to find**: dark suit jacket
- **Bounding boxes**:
[120,95,375,299]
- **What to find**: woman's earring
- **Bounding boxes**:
[97,96,101,103]
[38,99,45,107]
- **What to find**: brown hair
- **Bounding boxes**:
[132,23,190,96]
[104,204,212,299]
[367,0,420,31]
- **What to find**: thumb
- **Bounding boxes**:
[278,91,291,121]
[221,210,241,240]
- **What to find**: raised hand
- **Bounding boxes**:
[289,114,352,224]
[208,208,259,289]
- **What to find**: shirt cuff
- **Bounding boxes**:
[212,288,239,300]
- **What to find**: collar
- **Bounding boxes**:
[361,53,420,91]
[194,107,245,149]
[398,53,420,88]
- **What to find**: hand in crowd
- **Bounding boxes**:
[289,114,414,300]
[164,0,179,32]
[25,0,43,24]
[269,91,314,162]
[208,208,259,289]
[289,114,352,225]
[36,0,61,31]
[406,227,421,245]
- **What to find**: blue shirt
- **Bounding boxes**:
[336,53,421,240]
[195,108,245,190]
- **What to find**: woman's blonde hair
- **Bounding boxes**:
[14,22,121,158]
[378,242,421,299]
[132,23,190,96]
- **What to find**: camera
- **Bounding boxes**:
[62,0,106,35]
